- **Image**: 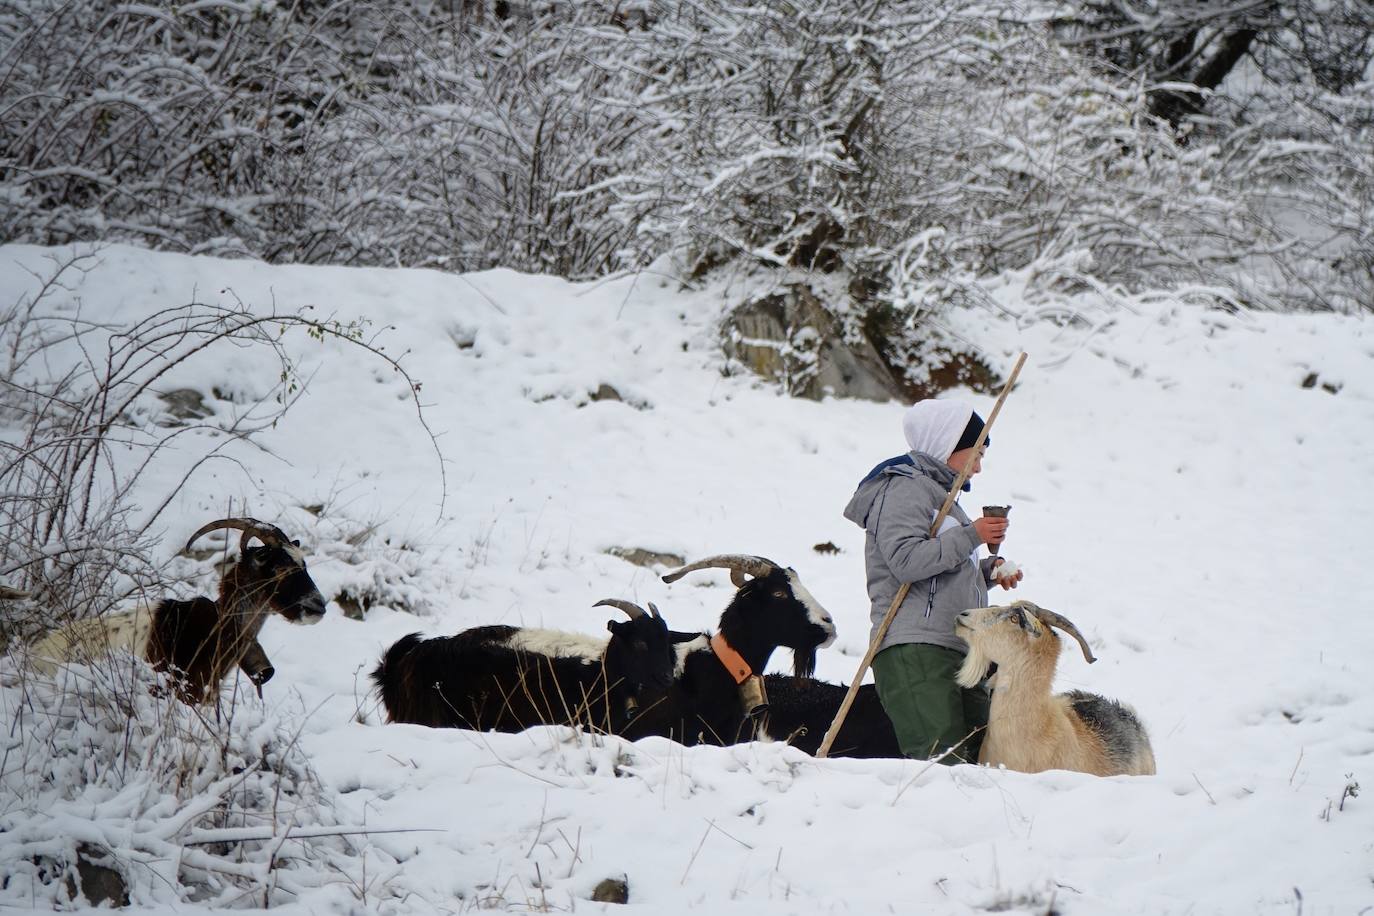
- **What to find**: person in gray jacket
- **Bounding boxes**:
[842,399,1023,763]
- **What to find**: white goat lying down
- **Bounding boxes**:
[955,600,1156,777]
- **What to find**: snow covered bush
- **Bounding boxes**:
[0,657,390,909]
[0,249,452,909]
[2,0,1368,335]
[0,249,438,646]
[0,0,659,277]
[1207,76,1374,313]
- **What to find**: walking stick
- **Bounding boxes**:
[815,352,1028,758]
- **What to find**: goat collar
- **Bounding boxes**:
[710,633,753,684]
[711,633,769,721]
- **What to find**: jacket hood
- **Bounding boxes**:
[902,400,974,461]
[844,451,958,530]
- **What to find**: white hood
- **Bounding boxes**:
[901,399,973,462]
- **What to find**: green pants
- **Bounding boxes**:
[872,643,989,764]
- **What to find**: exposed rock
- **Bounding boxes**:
[590,383,622,402]
[65,844,129,908]
[812,541,841,555]
[922,349,999,397]
[591,876,629,904]
[156,388,213,426]
[605,546,686,569]
[335,591,371,621]
[722,285,901,401]
[1301,371,1341,394]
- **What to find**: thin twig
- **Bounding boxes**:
[1192,772,1217,805]
[679,820,714,885]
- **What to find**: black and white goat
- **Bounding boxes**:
[619,555,837,746]
[371,600,693,733]
[955,600,1156,776]
[757,676,899,758]
[30,517,326,703]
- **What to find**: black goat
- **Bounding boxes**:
[619,555,837,747]
[30,517,326,703]
[371,600,693,733]
[758,676,899,758]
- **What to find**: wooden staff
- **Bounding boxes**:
[816,351,1028,758]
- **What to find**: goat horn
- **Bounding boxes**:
[661,555,779,585]
[593,598,647,620]
[1024,603,1098,664]
[647,602,662,619]
[185,517,291,555]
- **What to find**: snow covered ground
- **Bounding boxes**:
[2,242,1372,914]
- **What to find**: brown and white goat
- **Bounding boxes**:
[954,600,1156,776]
[29,517,326,703]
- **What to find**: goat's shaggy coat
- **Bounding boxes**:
[372,612,688,733]
[759,675,899,758]
[29,518,326,703]
[955,601,1156,776]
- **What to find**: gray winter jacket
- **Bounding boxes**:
[843,452,995,655]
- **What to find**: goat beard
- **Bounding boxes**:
[955,644,990,688]
[791,644,817,680]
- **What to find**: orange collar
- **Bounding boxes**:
[710,633,753,685]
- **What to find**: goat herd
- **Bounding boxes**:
[29,516,1155,777]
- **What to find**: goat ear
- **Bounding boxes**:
[1016,607,1043,636]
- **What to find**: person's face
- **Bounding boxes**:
[947,445,985,477]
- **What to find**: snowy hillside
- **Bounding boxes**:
[2,242,1372,914]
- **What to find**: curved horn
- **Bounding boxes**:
[647,602,662,620]
[662,555,779,585]
[185,517,290,555]
[594,598,647,620]
[1023,602,1097,664]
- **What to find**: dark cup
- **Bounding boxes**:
[982,505,1011,555]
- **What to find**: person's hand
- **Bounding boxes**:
[973,515,1009,546]
[991,558,1023,591]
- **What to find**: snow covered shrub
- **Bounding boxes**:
[3,0,1366,319]
[602,4,1315,389]
[0,657,384,908]
[1205,77,1374,313]
[0,250,438,645]
[1047,0,1374,312]
[0,0,662,277]
[288,503,436,619]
